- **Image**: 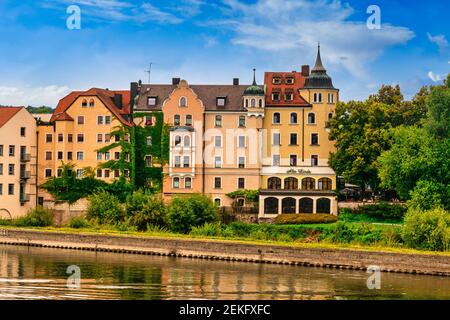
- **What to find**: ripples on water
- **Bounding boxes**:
[0,245,449,300]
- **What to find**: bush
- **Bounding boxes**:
[355,202,406,220]
[15,207,54,227]
[166,194,219,233]
[401,207,450,251]
[68,216,90,229]
[407,180,449,211]
[190,223,222,237]
[87,190,124,224]
[126,192,166,231]
[274,214,337,225]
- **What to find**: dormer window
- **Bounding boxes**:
[216,97,226,107]
[147,96,157,106]
[145,116,153,126]
[286,77,294,84]
[272,77,281,84]
[272,93,280,101]
[285,93,293,101]
[81,99,87,107]
[89,99,95,107]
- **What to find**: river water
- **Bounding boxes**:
[0,244,449,300]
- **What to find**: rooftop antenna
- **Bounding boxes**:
[145,63,153,84]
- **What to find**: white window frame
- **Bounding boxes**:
[307,112,316,124]
[214,156,222,168]
[311,154,319,167]
[184,177,192,189]
[311,133,319,145]
[273,133,281,146]
[238,156,245,168]
[238,135,246,148]
[213,177,222,189]
[237,177,245,189]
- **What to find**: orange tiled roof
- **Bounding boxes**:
[0,106,24,128]
[264,71,311,106]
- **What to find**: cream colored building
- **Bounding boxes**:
[0,107,37,219]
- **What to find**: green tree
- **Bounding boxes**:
[424,84,450,139]
[125,191,166,230]
[408,180,450,211]
[87,190,124,224]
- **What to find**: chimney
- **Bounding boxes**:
[301,65,310,77]
[233,78,240,85]
[114,93,123,109]
[172,78,181,85]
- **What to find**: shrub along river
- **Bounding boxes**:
[0,244,449,300]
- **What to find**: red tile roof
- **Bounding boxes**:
[0,106,24,128]
[50,88,132,126]
[264,71,311,107]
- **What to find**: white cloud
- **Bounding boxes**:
[427,71,444,83]
[216,0,415,78]
[0,85,70,107]
[137,3,183,24]
[427,32,449,52]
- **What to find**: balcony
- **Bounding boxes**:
[20,194,31,203]
[20,171,31,180]
[20,153,31,162]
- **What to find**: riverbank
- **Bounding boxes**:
[1,227,450,277]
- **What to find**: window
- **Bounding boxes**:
[245,99,248,108]
[318,178,333,190]
[105,152,110,161]
[8,145,14,156]
[77,134,84,143]
[105,134,111,143]
[0,145,3,156]
[179,97,187,107]
[273,133,280,146]
[96,169,102,178]
[307,113,316,124]
[57,168,62,177]
[67,152,73,161]
[251,98,256,107]
[273,113,281,124]
[0,164,2,175]
[238,177,245,189]
[214,177,222,189]
[311,155,319,167]
[97,134,103,143]
[238,157,245,168]
[239,116,246,127]
[45,169,52,178]
[89,99,95,107]
[115,135,120,142]
[68,134,73,143]
[45,152,52,161]
[57,151,63,160]
[0,184,2,195]
[124,170,130,178]
[259,99,263,108]
[147,96,157,106]
[214,136,222,148]
[144,155,152,167]
[302,177,316,190]
[81,99,87,107]
[46,134,52,143]
[238,136,246,148]
[328,93,334,103]
[183,156,189,168]
[273,154,280,166]
[105,116,111,125]
[272,77,281,84]
[313,93,322,103]
[311,133,319,145]
[97,152,102,161]
[268,177,282,190]
[78,116,84,125]
[20,127,26,137]
[104,170,110,178]
[174,135,181,146]
[174,156,181,168]
[290,155,297,166]
[185,177,192,189]
[8,184,14,195]
[215,156,222,168]
[183,136,190,147]
[114,170,120,178]
[216,97,226,107]
[146,136,152,146]
[185,115,192,126]
[173,177,180,188]
[290,133,298,145]
[214,198,221,206]
[8,164,14,175]
[290,113,298,124]
[76,169,84,178]
[98,116,103,125]
[115,152,120,160]
[77,152,84,161]
[145,116,153,126]
[286,77,294,84]
[272,93,280,101]
[174,115,181,126]
[284,177,298,190]
[56,133,63,143]
[328,112,333,120]
[215,115,222,127]
[285,93,293,101]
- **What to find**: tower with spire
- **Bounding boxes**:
[243,68,265,118]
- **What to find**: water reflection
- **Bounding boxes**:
[0,245,449,300]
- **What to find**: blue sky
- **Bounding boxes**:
[0,0,448,106]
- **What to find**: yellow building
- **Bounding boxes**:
[259,45,338,217]
[0,107,37,218]
[37,88,132,206]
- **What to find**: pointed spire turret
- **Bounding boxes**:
[252,68,257,86]
[244,68,265,96]
[311,42,326,73]
[304,42,335,89]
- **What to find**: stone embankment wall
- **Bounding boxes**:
[0,228,449,277]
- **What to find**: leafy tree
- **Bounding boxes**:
[424,84,450,139]
[87,190,124,224]
[125,191,166,230]
[26,106,54,114]
[369,84,404,106]
[408,180,450,211]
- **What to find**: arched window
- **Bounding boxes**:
[282,197,296,214]
[251,98,256,107]
[284,177,298,190]
[245,99,248,108]
[174,115,181,126]
[268,177,282,190]
[173,177,180,188]
[317,198,331,214]
[307,113,316,124]
[264,197,279,214]
[318,178,332,190]
[185,177,192,189]
[183,136,190,147]
[215,115,222,127]
[273,112,281,124]
[174,135,181,146]
[214,198,222,207]
[301,177,315,190]
[185,114,192,126]
[179,96,187,107]
[259,99,263,108]
[290,112,298,124]
[89,99,95,107]
[328,112,333,120]
[81,99,88,107]
[299,198,313,213]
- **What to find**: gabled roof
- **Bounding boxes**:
[0,106,24,128]
[50,88,132,126]
[264,72,311,107]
